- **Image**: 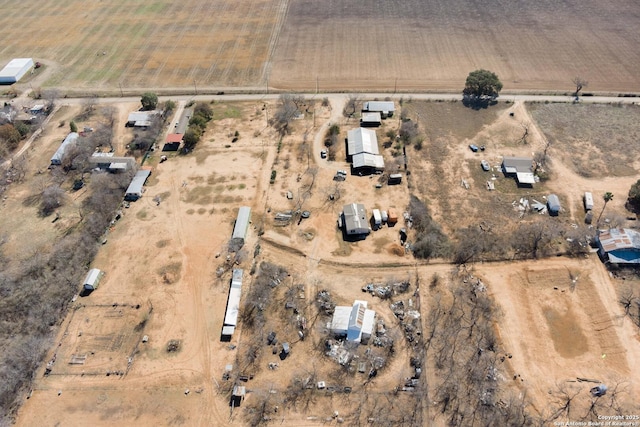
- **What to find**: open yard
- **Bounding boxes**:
[0,0,639,92]
[6,95,640,426]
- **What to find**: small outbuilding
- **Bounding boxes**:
[231,385,246,407]
[547,194,561,216]
[124,169,152,201]
[388,173,402,185]
[597,228,640,264]
[341,203,370,236]
[330,300,376,344]
[82,268,103,292]
[88,154,136,172]
[502,157,535,187]
[126,111,157,127]
[50,132,79,166]
[0,58,34,84]
[163,134,183,152]
[352,152,385,173]
[387,208,398,225]
[360,112,381,127]
[584,192,594,211]
[363,101,395,118]
[230,207,251,249]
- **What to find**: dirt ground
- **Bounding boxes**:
[11,97,640,426]
[1,1,639,92]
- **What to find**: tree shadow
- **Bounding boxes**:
[462,95,498,110]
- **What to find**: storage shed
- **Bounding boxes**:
[584,192,594,211]
[0,58,34,84]
[342,203,370,236]
[387,208,398,225]
[231,207,251,249]
[82,268,103,292]
[352,152,385,173]
[163,133,183,151]
[547,194,561,216]
[388,173,402,185]
[502,157,535,187]
[50,132,79,166]
[126,111,157,127]
[124,169,152,201]
[330,300,376,344]
[363,101,395,118]
[360,112,381,127]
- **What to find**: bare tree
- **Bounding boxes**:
[40,184,65,216]
[271,94,301,135]
[41,89,60,114]
[572,77,588,97]
[343,94,361,118]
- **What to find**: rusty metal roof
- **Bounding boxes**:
[598,228,640,252]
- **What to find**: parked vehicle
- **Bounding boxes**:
[481,160,490,171]
[469,144,479,152]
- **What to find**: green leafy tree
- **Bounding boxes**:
[140,92,158,111]
[628,180,640,212]
[69,120,78,133]
[183,128,202,150]
[463,69,503,100]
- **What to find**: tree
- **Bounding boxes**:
[271,93,300,135]
[597,192,614,225]
[627,180,640,212]
[343,94,361,118]
[182,128,202,150]
[572,77,588,97]
[69,121,78,133]
[463,69,503,100]
[140,92,158,111]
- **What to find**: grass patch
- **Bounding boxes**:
[181,186,212,205]
[156,239,171,248]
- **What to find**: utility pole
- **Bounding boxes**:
[316,76,318,94]
[394,77,397,94]
[193,79,198,95]
[118,82,123,97]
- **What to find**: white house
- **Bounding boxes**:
[330,300,375,344]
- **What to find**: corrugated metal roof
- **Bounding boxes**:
[125,169,151,198]
[598,228,640,253]
[232,207,251,241]
[347,128,379,156]
[361,112,381,123]
[343,203,368,234]
[363,101,395,113]
[0,58,33,82]
[50,132,79,165]
[166,133,183,143]
[352,152,385,169]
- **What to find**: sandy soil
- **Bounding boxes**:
[12,97,640,426]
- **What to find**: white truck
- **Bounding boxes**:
[372,209,382,229]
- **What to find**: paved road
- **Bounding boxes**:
[51,92,639,106]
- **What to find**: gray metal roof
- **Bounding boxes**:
[547,194,561,211]
[232,206,251,242]
[361,112,381,123]
[50,132,79,165]
[343,203,369,234]
[363,101,395,113]
[0,58,33,83]
[352,153,385,169]
[125,169,151,197]
[347,128,379,156]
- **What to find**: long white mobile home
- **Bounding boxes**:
[222,269,244,338]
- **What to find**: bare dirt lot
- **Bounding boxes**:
[9,97,640,426]
[269,0,640,92]
[1,1,639,92]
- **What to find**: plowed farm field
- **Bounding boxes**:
[0,0,289,89]
[1,0,639,92]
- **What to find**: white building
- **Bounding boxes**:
[0,58,34,84]
[330,300,375,344]
[50,132,79,166]
[222,269,244,337]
